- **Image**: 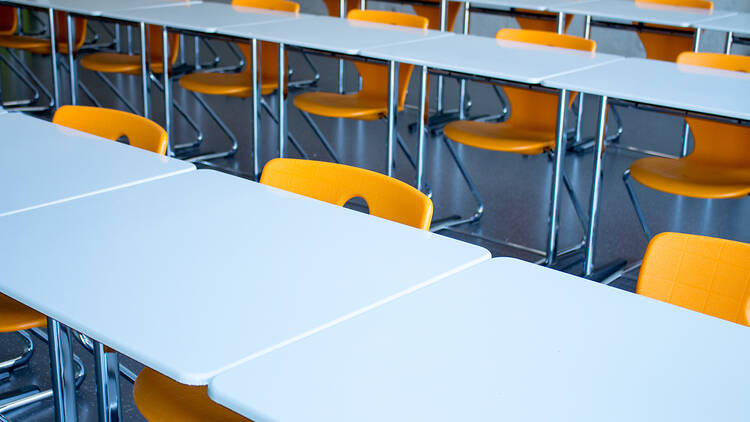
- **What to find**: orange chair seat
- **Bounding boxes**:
[444,120,555,155]
[630,157,750,199]
[294,92,394,121]
[179,71,277,97]
[80,53,168,75]
[0,35,50,51]
[0,295,46,332]
[133,367,249,422]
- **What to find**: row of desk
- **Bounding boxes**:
[1,112,749,422]
[4,0,749,277]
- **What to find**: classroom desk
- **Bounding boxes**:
[696,13,750,54]
[0,112,194,217]
[550,0,735,47]
[0,169,490,421]
[208,257,750,422]
[543,57,750,277]
[0,0,203,110]
[362,35,622,265]
[220,15,451,177]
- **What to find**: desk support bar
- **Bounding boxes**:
[584,95,608,276]
[48,318,77,422]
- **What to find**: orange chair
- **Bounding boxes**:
[436,29,592,256]
[0,6,17,35]
[178,0,303,170]
[516,10,573,33]
[0,11,86,55]
[634,0,713,62]
[53,105,168,155]
[133,158,432,422]
[623,52,750,240]
[294,9,428,168]
[637,232,750,326]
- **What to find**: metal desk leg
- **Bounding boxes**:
[140,22,150,118]
[194,36,200,70]
[66,14,76,105]
[114,23,120,53]
[583,95,608,276]
[458,3,470,119]
[680,29,704,157]
[556,12,565,34]
[574,16,592,145]
[47,318,77,422]
[251,38,260,179]
[725,31,733,54]
[127,26,133,55]
[278,43,286,158]
[48,9,60,109]
[337,0,346,94]
[386,60,398,177]
[417,65,428,192]
[162,26,172,157]
[545,89,569,266]
[94,341,121,422]
[435,0,447,114]
[359,0,366,10]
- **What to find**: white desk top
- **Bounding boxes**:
[550,0,735,28]
[469,0,594,12]
[544,57,750,121]
[209,258,750,422]
[219,14,451,56]
[362,34,622,84]
[0,113,194,217]
[696,12,750,35]
[0,169,489,386]
[3,0,201,15]
[102,2,297,33]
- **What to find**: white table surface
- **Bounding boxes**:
[468,0,594,12]
[543,57,750,121]
[0,113,194,217]
[0,169,490,386]
[362,34,623,84]
[209,257,750,422]
[219,14,451,56]
[550,0,735,27]
[2,0,201,15]
[102,2,297,33]
[697,12,750,35]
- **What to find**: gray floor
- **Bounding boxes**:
[1,14,748,422]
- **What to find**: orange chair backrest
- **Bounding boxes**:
[634,0,713,62]
[54,11,87,53]
[411,0,461,31]
[260,158,433,230]
[322,0,358,17]
[516,10,573,33]
[676,52,750,168]
[145,25,180,67]
[637,232,750,326]
[495,29,595,134]
[347,10,428,111]
[233,0,299,85]
[53,105,168,155]
[0,6,17,35]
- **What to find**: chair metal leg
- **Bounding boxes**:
[149,73,204,149]
[623,169,653,240]
[5,50,55,112]
[260,99,309,160]
[287,52,320,89]
[180,90,238,162]
[0,52,41,107]
[430,137,484,232]
[0,331,34,381]
[298,109,342,163]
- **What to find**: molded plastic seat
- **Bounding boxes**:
[178,0,299,98]
[294,10,428,121]
[0,295,45,332]
[0,5,17,35]
[260,158,434,230]
[444,29,595,155]
[79,25,178,75]
[53,105,168,155]
[0,11,86,55]
[628,52,750,199]
[635,0,713,62]
[637,232,750,326]
[134,368,248,422]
